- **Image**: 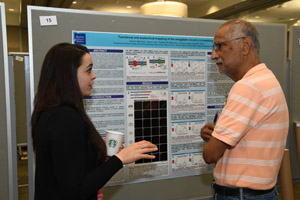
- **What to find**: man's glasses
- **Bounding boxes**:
[213,36,245,52]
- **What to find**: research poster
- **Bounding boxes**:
[73,31,232,185]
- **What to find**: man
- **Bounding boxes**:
[201,20,289,199]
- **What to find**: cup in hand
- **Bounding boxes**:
[105,130,124,157]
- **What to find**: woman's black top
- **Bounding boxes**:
[34,106,123,200]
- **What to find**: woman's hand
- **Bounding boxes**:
[200,123,215,142]
[115,140,158,164]
[119,139,125,151]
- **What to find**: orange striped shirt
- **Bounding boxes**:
[212,63,289,190]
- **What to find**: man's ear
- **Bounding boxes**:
[242,37,252,55]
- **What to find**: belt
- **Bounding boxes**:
[213,183,275,197]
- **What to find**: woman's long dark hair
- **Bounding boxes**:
[31,43,107,163]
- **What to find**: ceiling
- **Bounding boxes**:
[2,0,300,29]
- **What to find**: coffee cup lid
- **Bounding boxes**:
[106,130,124,135]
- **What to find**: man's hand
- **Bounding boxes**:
[201,123,215,142]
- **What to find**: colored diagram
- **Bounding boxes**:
[126,55,168,78]
[171,59,205,81]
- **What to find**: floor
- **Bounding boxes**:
[17,159,300,200]
[18,159,29,200]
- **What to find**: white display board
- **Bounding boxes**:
[73,31,232,185]
[0,2,18,200]
[28,6,287,200]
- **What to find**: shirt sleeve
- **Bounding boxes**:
[212,80,263,147]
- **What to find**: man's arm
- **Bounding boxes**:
[203,136,230,164]
[201,123,230,164]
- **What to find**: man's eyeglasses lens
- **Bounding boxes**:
[213,37,245,51]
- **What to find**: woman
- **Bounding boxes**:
[31,43,157,200]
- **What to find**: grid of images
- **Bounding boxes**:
[134,100,168,163]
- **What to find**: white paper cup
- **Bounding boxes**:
[105,130,124,157]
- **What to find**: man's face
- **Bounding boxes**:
[211,25,244,81]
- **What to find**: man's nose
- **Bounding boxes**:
[211,49,219,60]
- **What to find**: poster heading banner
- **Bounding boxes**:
[74,31,213,50]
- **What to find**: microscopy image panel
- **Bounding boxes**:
[152,127,159,136]
[143,128,151,136]
[134,99,168,163]
[152,119,159,127]
[135,128,143,137]
[134,101,143,109]
[152,110,159,118]
[135,119,143,128]
[143,101,151,109]
[160,109,167,117]
[151,101,159,109]
[160,100,167,109]
[134,111,143,119]
[143,110,151,118]
[160,127,167,135]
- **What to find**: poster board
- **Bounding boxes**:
[9,53,29,145]
[0,2,18,200]
[289,26,300,180]
[27,6,287,199]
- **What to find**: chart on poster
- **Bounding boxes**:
[73,31,232,185]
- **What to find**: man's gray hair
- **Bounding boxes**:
[222,20,260,56]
